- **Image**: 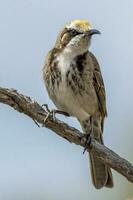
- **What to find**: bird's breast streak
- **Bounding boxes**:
[51,54,89,120]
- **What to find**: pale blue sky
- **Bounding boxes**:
[0,0,133,199]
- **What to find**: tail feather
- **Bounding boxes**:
[105,167,114,188]
[89,151,113,189]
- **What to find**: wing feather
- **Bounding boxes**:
[89,52,107,118]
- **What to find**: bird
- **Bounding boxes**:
[42,19,113,189]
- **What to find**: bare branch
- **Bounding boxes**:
[0,86,133,183]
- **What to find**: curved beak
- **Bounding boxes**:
[88,29,101,36]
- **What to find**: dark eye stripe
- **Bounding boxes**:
[69,29,80,36]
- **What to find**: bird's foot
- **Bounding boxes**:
[42,104,69,117]
[42,105,69,126]
[81,133,92,154]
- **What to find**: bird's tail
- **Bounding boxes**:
[80,117,113,189]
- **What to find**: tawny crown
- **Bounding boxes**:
[66,19,92,32]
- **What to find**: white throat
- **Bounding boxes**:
[57,47,75,76]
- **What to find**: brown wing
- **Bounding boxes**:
[89,52,107,120]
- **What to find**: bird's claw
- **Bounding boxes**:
[41,104,50,113]
[42,106,70,126]
[43,109,56,125]
[33,119,40,127]
[81,133,92,154]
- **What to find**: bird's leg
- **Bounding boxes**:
[81,116,93,154]
[52,110,70,117]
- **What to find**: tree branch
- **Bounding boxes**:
[0,86,133,183]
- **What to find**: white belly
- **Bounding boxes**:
[53,79,90,121]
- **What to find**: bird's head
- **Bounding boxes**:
[55,19,100,56]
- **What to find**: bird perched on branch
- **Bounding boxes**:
[43,19,113,189]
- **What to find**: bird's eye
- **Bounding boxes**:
[70,29,79,36]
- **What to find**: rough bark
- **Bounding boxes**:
[0,87,133,183]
